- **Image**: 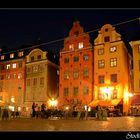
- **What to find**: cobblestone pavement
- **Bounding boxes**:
[0,116,140,131]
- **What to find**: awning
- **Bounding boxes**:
[131,94,140,105]
[89,99,122,107]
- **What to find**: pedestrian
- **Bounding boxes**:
[32,102,36,118]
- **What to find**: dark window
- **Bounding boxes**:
[0,65,4,70]
[98,60,105,68]
[83,86,89,95]
[104,36,110,42]
[0,75,4,80]
[19,63,22,68]
[64,57,69,63]
[105,28,108,32]
[64,71,69,80]
[98,75,104,84]
[74,56,79,62]
[98,48,104,55]
[111,74,117,83]
[73,70,79,79]
[74,31,79,36]
[64,88,69,96]
[73,87,78,96]
[37,55,41,60]
[83,68,89,78]
[31,56,34,61]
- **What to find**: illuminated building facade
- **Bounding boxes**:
[130,37,140,105]
[0,50,25,111]
[92,24,131,114]
[25,48,59,111]
[59,21,94,108]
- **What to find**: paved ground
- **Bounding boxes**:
[0,116,140,131]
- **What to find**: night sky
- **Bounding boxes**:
[0,9,139,54]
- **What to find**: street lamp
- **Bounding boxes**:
[48,98,58,109]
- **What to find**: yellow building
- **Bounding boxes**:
[90,24,131,114]
[24,48,59,113]
[130,38,140,105]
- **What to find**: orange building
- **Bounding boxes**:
[89,24,132,114]
[0,50,25,111]
[59,21,94,109]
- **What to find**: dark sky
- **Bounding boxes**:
[0,9,139,53]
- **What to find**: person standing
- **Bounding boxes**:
[32,102,36,118]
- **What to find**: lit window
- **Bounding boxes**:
[73,87,78,96]
[18,51,24,57]
[112,89,117,99]
[33,65,38,73]
[69,44,74,51]
[104,36,110,42]
[110,74,117,83]
[110,58,117,67]
[98,75,104,84]
[83,86,89,95]
[12,63,16,69]
[83,68,89,78]
[98,48,104,55]
[83,55,89,61]
[6,64,10,70]
[11,96,15,103]
[110,46,117,52]
[18,73,22,79]
[64,71,69,80]
[73,70,79,79]
[1,55,5,60]
[64,87,69,96]
[98,60,105,68]
[10,53,14,58]
[78,42,83,49]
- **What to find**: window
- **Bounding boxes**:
[18,73,22,79]
[83,55,89,61]
[110,58,117,67]
[73,87,78,96]
[112,89,117,99]
[64,88,69,96]
[69,44,74,51]
[74,56,79,62]
[18,51,24,57]
[64,57,69,63]
[37,55,41,60]
[110,74,117,83]
[138,45,140,53]
[74,31,79,36]
[33,65,38,73]
[0,75,4,80]
[98,48,104,55]
[110,46,117,52]
[31,56,34,61]
[0,96,3,101]
[98,75,104,84]
[12,74,16,79]
[73,70,79,79]
[18,63,22,68]
[0,65,4,70]
[33,78,37,86]
[27,79,30,86]
[27,67,31,73]
[12,63,16,69]
[139,60,140,71]
[6,74,10,80]
[64,71,69,80]
[98,60,105,68]
[83,86,89,95]
[6,64,10,70]
[10,53,14,58]
[78,42,83,49]
[1,55,4,60]
[83,68,89,78]
[40,77,44,86]
[104,36,110,42]
[105,28,108,32]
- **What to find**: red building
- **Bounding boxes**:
[59,21,94,109]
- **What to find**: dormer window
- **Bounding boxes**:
[31,56,34,61]
[10,53,14,59]
[18,51,24,57]
[74,31,79,36]
[105,28,108,32]
[1,55,5,60]
[104,36,110,42]
[78,42,83,49]
[69,44,74,51]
